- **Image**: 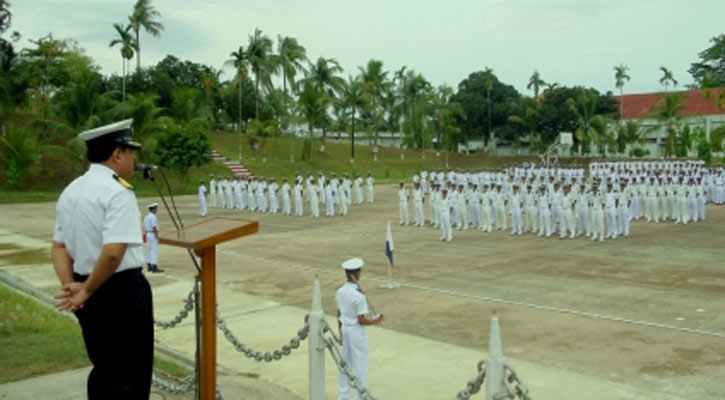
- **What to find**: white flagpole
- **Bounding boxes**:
[382,220,400,289]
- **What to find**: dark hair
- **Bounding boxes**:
[86,138,124,163]
[345,269,361,280]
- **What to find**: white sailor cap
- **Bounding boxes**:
[341,258,364,271]
[148,202,159,209]
[78,119,142,150]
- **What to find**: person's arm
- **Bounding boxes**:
[337,309,343,345]
[357,313,384,326]
[51,241,74,286]
[55,243,127,312]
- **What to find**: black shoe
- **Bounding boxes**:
[151,265,165,273]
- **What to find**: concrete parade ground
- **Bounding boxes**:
[0,184,724,399]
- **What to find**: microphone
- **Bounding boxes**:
[135,163,158,171]
[135,163,157,180]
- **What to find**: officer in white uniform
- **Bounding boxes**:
[52,119,153,398]
[144,203,163,273]
[209,175,217,208]
[366,172,375,203]
[398,182,409,226]
[336,258,383,400]
[198,179,207,216]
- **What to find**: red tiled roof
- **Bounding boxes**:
[614,89,725,120]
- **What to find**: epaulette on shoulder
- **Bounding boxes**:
[113,174,134,190]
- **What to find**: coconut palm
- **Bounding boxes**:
[399,69,432,151]
[429,85,464,153]
[297,82,329,160]
[298,57,345,142]
[567,91,609,155]
[359,59,389,147]
[276,35,307,161]
[128,0,163,73]
[508,97,541,154]
[482,67,495,152]
[649,92,686,157]
[339,75,368,160]
[659,67,678,93]
[246,28,275,120]
[613,64,630,120]
[109,23,136,102]
[527,70,546,104]
[224,46,249,133]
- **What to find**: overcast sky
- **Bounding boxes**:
[10,0,725,96]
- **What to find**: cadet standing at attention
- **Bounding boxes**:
[144,203,164,273]
[52,119,154,398]
[198,179,207,217]
[336,258,384,400]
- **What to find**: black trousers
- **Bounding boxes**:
[74,268,153,400]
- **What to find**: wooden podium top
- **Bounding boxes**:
[158,217,259,252]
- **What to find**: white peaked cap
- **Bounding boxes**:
[341,258,364,271]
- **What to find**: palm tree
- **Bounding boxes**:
[527,70,546,104]
[297,82,329,160]
[246,28,274,120]
[276,35,307,161]
[224,46,249,133]
[659,67,678,93]
[298,57,345,143]
[339,75,368,160]
[128,0,163,73]
[399,69,432,152]
[508,97,541,154]
[359,59,389,148]
[0,126,38,190]
[109,23,136,102]
[617,120,647,156]
[649,92,686,157]
[613,64,630,120]
[567,91,609,155]
[482,67,495,153]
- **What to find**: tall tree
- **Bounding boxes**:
[359,59,388,147]
[246,28,274,120]
[109,23,135,102]
[298,56,345,142]
[297,82,328,160]
[689,34,725,88]
[659,66,678,93]
[566,90,610,155]
[339,75,368,160]
[527,70,546,104]
[275,35,307,161]
[482,67,494,152]
[128,0,163,73]
[224,46,249,134]
[399,69,431,150]
[649,92,686,157]
[613,64,630,119]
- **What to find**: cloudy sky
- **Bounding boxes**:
[10,0,724,96]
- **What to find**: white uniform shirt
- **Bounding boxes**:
[144,213,159,235]
[53,164,144,275]
[336,282,368,327]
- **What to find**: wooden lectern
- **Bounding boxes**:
[159,217,259,399]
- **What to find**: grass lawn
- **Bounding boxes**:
[0,284,88,384]
[0,284,194,384]
[208,132,569,183]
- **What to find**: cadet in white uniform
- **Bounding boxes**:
[209,175,217,208]
[398,182,409,226]
[294,180,304,216]
[336,258,383,400]
[440,189,453,242]
[282,178,292,216]
[366,172,375,203]
[309,178,320,218]
[52,119,153,398]
[198,179,207,216]
[413,182,424,227]
[144,203,163,273]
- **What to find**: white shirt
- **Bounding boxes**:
[198,184,206,198]
[53,164,144,276]
[144,212,159,234]
[336,282,368,327]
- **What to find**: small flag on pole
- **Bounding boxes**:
[385,221,394,267]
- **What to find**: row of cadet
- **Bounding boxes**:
[197,172,376,218]
[397,163,723,243]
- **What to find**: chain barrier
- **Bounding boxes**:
[216,310,310,362]
[455,360,486,400]
[154,288,195,329]
[152,371,226,400]
[504,364,533,400]
[320,320,377,400]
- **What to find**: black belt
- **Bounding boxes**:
[74,267,142,282]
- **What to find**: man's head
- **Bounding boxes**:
[342,258,364,281]
[148,203,158,214]
[79,119,142,179]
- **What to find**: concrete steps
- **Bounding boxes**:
[211,150,251,177]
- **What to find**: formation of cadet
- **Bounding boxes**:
[398,162,723,243]
[206,170,376,218]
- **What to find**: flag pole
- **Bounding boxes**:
[382,220,400,289]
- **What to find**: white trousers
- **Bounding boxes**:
[339,325,368,400]
[414,201,424,226]
[539,209,552,236]
[576,206,591,235]
[510,208,522,234]
[146,232,159,264]
[366,187,374,203]
[525,206,537,233]
[617,205,629,236]
[295,197,303,216]
[605,207,618,238]
[210,191,217,208]
[561,209,575,238]
[199,195,207,216]
[440,210,452,241]
[591,209,605,241]
[283,196,291,215]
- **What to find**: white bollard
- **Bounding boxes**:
[485,313,506,400]
[309,275,325,400]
